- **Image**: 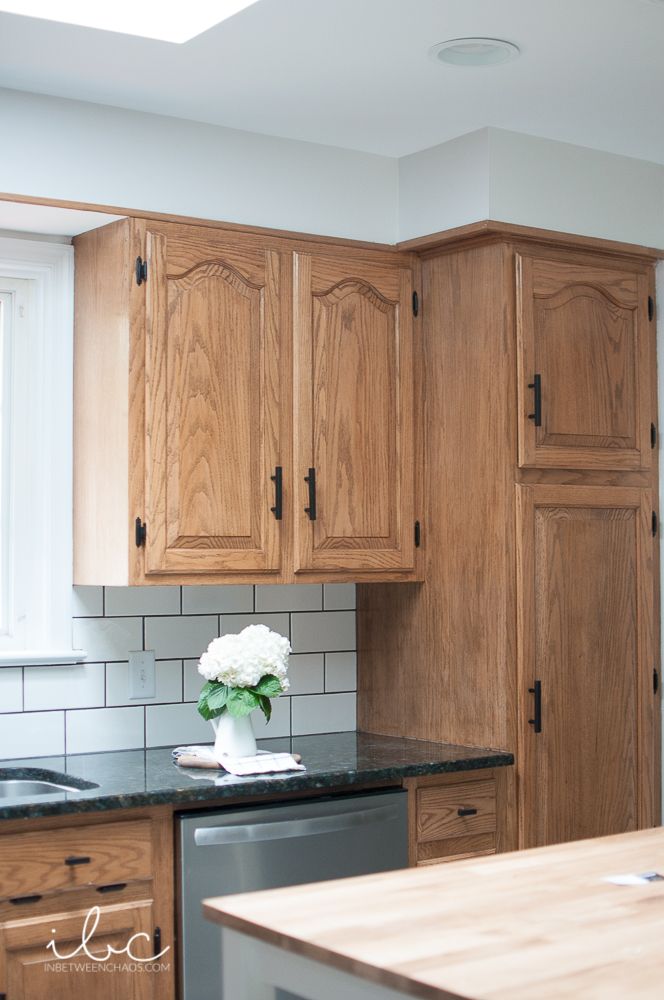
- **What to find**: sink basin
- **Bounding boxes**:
[0,768,99,801]
[0,778,81,798]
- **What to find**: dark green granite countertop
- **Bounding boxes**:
[0,732,513,821]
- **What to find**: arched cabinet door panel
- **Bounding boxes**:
[293,253,415,573]
[516,254,652,470]
[144,226,286,575]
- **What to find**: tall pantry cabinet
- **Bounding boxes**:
[357,230,661,849]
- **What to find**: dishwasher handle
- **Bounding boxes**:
[193,802,401,847]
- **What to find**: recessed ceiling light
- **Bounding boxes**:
[0,0,261,43]
[429,37,520,67]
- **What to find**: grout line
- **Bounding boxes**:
[102,585,106,617]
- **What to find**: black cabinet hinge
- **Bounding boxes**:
[135,517,147,547]
[654,668,660,695]
[135,256,148,286]
[414,521,421,548]
[412,291,419,317]
[651,423,657,449]
[652,511,658,537]
[648,295,655,321]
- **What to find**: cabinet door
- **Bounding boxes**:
[143,226,286,575]
[517,485,657,848]
[293,253,414,573]
[0,900,164,999]
[516,254,652,470]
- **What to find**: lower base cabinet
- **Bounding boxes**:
[0,810,174,1000]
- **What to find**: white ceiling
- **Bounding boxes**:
[0,203,122,236]
[1,0,664,161]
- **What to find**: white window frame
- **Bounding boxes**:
[0,236,84,665]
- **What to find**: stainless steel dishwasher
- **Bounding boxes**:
[178,788,408,1000]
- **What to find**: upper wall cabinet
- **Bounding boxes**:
[73,217,420,585]
[293,253,415,574]
[516,253,653,470]
[143,226,287,575]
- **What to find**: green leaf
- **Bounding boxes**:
[257,694,272,723]
[206,684,230,712]
[197,690,214,721]
[254,674,283,698]
[226,687,260,718]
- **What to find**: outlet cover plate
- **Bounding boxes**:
[129,650,156,700]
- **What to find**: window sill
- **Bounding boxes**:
[0,650,88,667]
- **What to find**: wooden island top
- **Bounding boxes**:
[203,826,664,999]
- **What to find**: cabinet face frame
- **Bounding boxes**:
[516,252,653,471]
[293,252,415,574]
[516,484,658,848]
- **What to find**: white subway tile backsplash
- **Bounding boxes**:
[72,586,104,617]
[66,707,144,754]
[107,659,183,707]
[146,702,212,747]
[24,663,105,712]
[255,584,322,613]
[291,611,355,653]
[257,696,291,739]
[182,585,253,615]
[287,654,325,696]
[183,659,203,703]
[144,615,218,659]
[105,586,181,617]
[0,668,23,713]
[1,584,358,760]
[325,651,357,692]
[220,613,290,639]
[73,616,144,663]
[323,584,356,610]
[0,711,65,758]
[291,693,356,736]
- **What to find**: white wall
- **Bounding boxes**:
[398,128,490,241]
[0,88,398,243]
[488,128,664,248]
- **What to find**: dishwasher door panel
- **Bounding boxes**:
[179,789,408,1000]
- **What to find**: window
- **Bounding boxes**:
[0,237,81,664]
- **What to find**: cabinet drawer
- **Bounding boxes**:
[417,779,496,843]
[0,819,152,901]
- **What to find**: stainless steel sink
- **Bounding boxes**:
[0,769,99,801]
[0,778,82,798]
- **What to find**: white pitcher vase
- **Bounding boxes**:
[211,710,257,759]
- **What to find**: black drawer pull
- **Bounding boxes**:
[96,883,127,894]
[10,894,42,905]
[457,808,478,817]
[64,855,91,866]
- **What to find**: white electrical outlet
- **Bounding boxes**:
[128,650,156,700]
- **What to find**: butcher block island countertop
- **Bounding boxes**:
[204,827,664,1000]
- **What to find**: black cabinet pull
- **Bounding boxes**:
[64,855,91,866]
[96,883,127,894]
[10,894,42,905]
[457,808,478,817]
[153,926,162,955]
[270,466,283,521]
[528,373,542,427]
[528,680,542,734]
[304,468,317,521]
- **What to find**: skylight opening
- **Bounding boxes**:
[0,0,261,43]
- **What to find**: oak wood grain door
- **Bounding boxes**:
[0,900,159,999]
[293,252,414,573]
[143,226,287,575]
[516,254,652,470]
[517,485,657,849]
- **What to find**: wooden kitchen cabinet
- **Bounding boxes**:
[0,809,174,1000]
[516,253,653,471]
[73,217,420,584]
[293,252,415,574]
[358,227,660,850]
[517,484,656,846]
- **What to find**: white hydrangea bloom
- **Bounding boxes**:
[198,624,291,691]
